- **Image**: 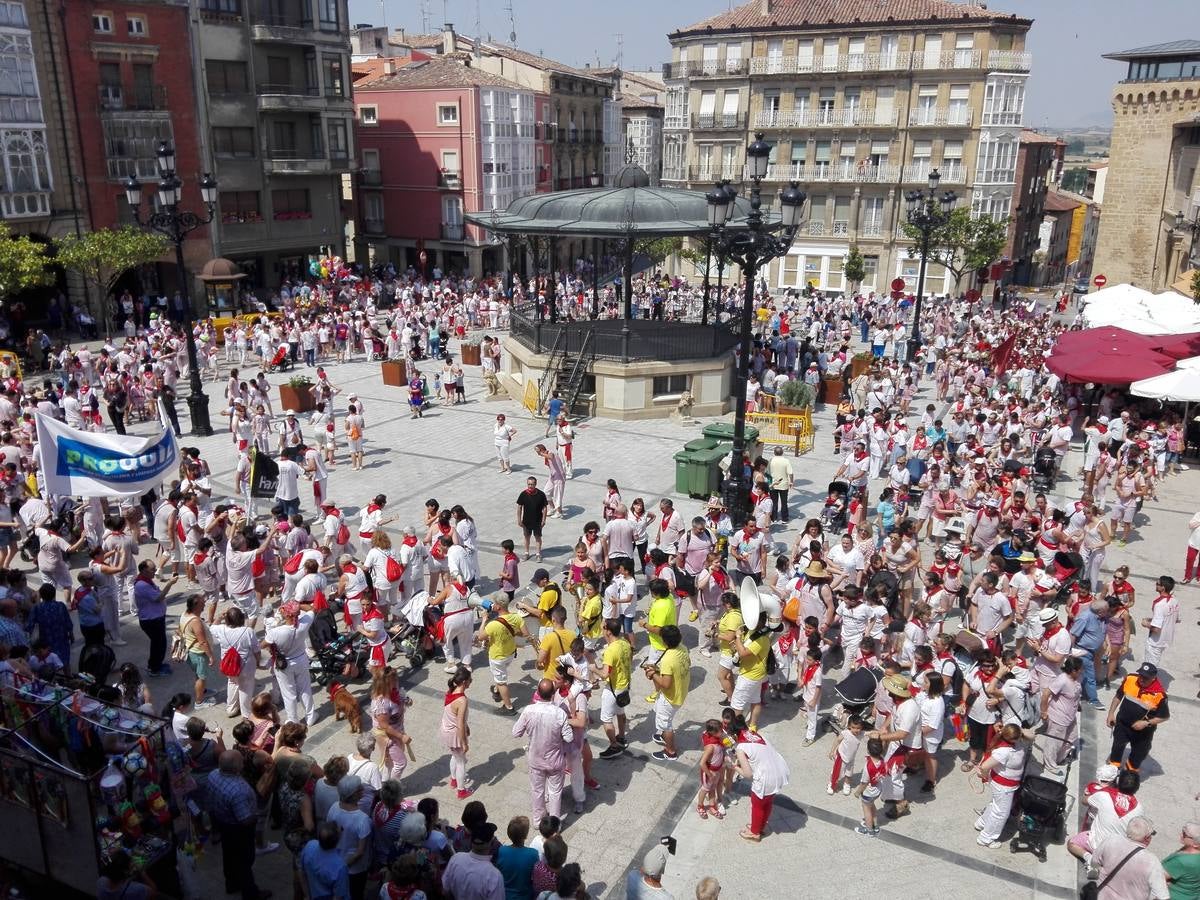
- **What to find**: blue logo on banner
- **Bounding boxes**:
[56,431,175,484]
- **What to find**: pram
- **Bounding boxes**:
[827,665,883,733]
[1048,551,1084,606]
[1009,761,1072,861]
[820,480,851,531]
[369,334,387,361]
[308,606,367,686]
[266,342,293,373]
[1031,447,1058,493]
[389,590,442,670]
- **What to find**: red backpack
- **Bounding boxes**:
[283,552,304,575]
[385,554,403,582]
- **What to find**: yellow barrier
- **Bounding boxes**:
[522,379,540,414]
[748,410,814,456]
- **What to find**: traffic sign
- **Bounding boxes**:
[890,277,906,292]
[1093,274,1107,288]
[965,289,981,302]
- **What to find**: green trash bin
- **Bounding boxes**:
[702,422,760,465]
[686,442,733,499]
[684,437,719,452]
[673,450,696,495]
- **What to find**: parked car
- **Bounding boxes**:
[1072,278,1090,294]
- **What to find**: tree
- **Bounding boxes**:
[901,207,1009,290]
[1191,268,1200,304]
[57,226,169,331]
[844,246,867,291]
[0,223,53,302]
[634,236,683,267]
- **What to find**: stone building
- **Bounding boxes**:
[1094,40,1200,291]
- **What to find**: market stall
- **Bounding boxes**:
[0,677,181,896]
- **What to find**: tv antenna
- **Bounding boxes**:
[419,0,430,34]
[615,33,624,69]
[505,0,517,44]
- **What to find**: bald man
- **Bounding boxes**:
[207,750,269,899]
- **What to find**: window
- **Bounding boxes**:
[102,117,172,179]
[817,88,834,124]
[725,43,742,73]
[766,39,783,73]
[862,255,878,288]
[441,149,459,173]
[879,34,899,67]
[322,54,344,97]
[796,39,813,70]
[923,34,942,67]
[361,148,379,171]
[698,90,716,123]
[2,127,51,193]
[441,194,463,224]
[93,13,113,33]
[948,84,970,124]
[762,89,780,116]
[98,62,122,108]
[327,119,348,159]
[199,0,241,14]
[437,103,458,125]
[126,15,146,36]
[271,188,310,219]
[861,197,884,235]
[953,33,975,67]
[821,38,838,71]
[0,4,28,27]
[789,141,806,165]
[847,37,865,72]
[212,126,255,158]
[781,253,801,287]
[358,105,377,125]
[874,86,894,125]
[793,89,809,120]
[652,374,688,397]
[206,60,248,94]
[219,190,261,224]
[317,0,338,30]
[363,192,384,222]
[942,140,963,163]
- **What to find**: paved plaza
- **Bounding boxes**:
[102,326,1200,900]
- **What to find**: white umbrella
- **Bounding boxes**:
[1131,367,1200,400]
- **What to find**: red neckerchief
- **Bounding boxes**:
[402,535,418,547]
[660,510,673,529]
[1095,785,1140,817]
[801,661,820,687]
[936,651,954,661]
[367,504,381,514]
[983,738,1013,765]
[443,690,465,707]
[135,572,156,586]
[857,652,877,669]
[438,523,451,536]
[853,450,867,462]
[342,563,358,575]
[711,568,728,590]
[193,552,207,565]
[1043,623,1063,640]
[735,728,766,745]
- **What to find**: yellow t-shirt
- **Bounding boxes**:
[659,646,691,707]
[602,638,632,692]
[539,628,575,679]
[484,613,522,660]
[579,593,603,640]
[717,610,744,655]
[646,595,677,652]
[740,633,772,681]
[535,585,562,624]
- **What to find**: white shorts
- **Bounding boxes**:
[600,685,627,723]
[1112,498,1137,524]
[931,518,948,538]
[731,674,763,711]
[654,693,679,733]
[495,442,512,463]
[718,653,737,671]
[1012,617,1044,642]
[488,656,511,685]
[924,736,942,756]
[231,591,258,617]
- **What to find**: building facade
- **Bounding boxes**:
[353,54,540,277]
[663,0,1032,297]
[190,0,354,289]
[1007,130,1062,285]
[1093,41,1200,291]
[1036,191,1079,287]
[64,0,210,294]
[592,68,666,184]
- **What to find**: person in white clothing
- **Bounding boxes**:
[265,600,316,725]
[429,577,475,672]
[395,526,427,600]
[208,606,260,718]
[494,414,516,474]
[364,532,402,613]
[1141,576,1180,670]
[281,546,326,603]
[973,724,1027,848]
[870,674,922,820]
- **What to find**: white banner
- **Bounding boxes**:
[34,413,178,498]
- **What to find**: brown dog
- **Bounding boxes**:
[329,682,362,733]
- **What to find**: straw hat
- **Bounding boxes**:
[803,560,830,579]
[882,674,912,697]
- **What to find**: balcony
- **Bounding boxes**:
[908,107,972,127]
[976,167,1017,185]
[0,98,42,124]
[441,223,464,241]
[912,50,983,71]
[753,108,891,129]
[256,83,323,112]
[691,112,747,131]
[750,51,915,76]
[664,115,687,130]
[903,163,966,183]
[359,169,381,186]
[265,147,329,175]
[438,170,462,189]
[860,221,884,237]
[988,51,1032,72]
[250,7,345,43]
[0,190,50,219]
[687,164,744,183]
[982,108,1024,126]
[663,58,749,79]
[98,84,167,113]
[360,216,385,236]
[766,163,899,184]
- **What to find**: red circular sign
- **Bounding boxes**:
[890,277,906,292]
[965,289,981,302]
[1093,274,1107,288]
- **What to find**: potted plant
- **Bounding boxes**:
[460,339,482,366]
[776,379,815,414]
[850,350,874,380]
[278,375,315,412]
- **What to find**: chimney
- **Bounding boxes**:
[758,0,772,14]
[383,59,396,75]
[442,23,456,55]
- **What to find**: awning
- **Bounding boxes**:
[1045,345,1176,384]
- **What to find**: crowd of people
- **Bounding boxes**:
[3,264,1199,900]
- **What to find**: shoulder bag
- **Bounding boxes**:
[1080,846,1142,900]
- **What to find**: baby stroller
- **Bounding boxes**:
[820,480,850,531]
[1049,551,1084,606]
[308,606,367,686]
[1010,761,1072,862]
[369,334,387,361]
[828,664,882,733]
[266,342,293,373]
[1031,447,1058,492]
[389,590,441,670]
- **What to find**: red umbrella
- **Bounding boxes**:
[1150,331,1200,360]
[1052,326,1168,356]
[1045,346,1176,384]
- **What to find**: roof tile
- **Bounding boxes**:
[673,0,1030,35]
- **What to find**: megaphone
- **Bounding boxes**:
[739,578,782,632]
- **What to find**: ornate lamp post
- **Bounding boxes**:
[1174,207,1200,278]
[123,141,216,436]
[707,133,806,519]
[589,171,602,318]
[904,168,956,362]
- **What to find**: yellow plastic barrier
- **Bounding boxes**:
[747,410,814,456]
[0,350,22,381]
[522,379,539,415]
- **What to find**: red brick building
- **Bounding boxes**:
[1007,129,1065,285]
[63,1,211,294]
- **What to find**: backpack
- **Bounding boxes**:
[385,554,403,583]
[283,552,304,575]
[348,423,361,441]
[219,645,242,678]
[336,521,350,545]
[251,554,266,578]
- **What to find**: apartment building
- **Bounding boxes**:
[190,0,354,289]
[352,54,541,277]
[592,68,666,184]
[663,0,1032,297]
[1008,130,1063,285]
[64,0,210,293]
[1093,41,1200,291]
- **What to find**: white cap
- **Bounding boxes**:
[1097,415,1110,425]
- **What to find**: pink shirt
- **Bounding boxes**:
[511,695,573,771]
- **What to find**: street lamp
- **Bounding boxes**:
[124,140,217,436]
[588,170,602,188]
[904,168,956,361]
[1175,207,1200,272]
[708,132,806,519]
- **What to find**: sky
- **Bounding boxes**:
[348,0,1198,130]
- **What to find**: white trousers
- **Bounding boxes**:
[548,477,566,511]
[274,663,315,725]
[974,783,1017,842]
[101,593,120,637]
[1143,639,1166,668]
[442,612,475,666]
[529,765,564,822]
[566,747,586,802]
[226,669,257,718]
[449,749,470,789]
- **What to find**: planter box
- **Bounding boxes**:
[850,353,874,380]
[278,382,315,413]
[381,359,407,386]
[819,376,843,404]
[460,344,481,366]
